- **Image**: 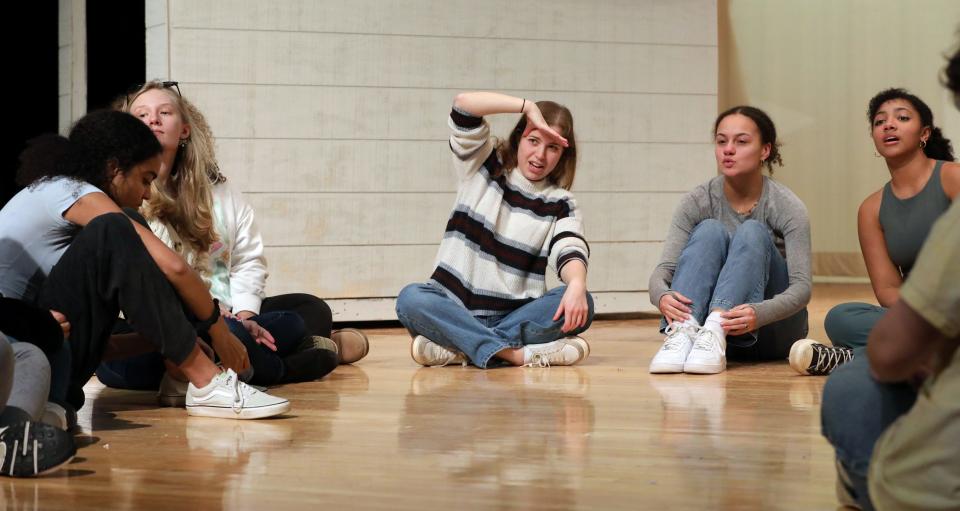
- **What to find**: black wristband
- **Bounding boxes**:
[192,298,220,334]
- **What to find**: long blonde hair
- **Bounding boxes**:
[119,81,225,268]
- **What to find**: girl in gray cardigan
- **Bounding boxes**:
[648,106,811,374]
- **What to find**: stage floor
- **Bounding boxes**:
[2,284,874,510]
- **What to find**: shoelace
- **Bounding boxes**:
[524,353,552,368]
[691,327,721,352]
[430,343,466,367]
[226,372,253,414]
[661,323,693,351]
[811,344,854,375]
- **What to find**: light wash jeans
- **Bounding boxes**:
[396,283,594,368]
[661,219,808,359]
[821,348,917,510]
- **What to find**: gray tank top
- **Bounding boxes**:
[879,160,951,277]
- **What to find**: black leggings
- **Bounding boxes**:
[260,293,333,338]
[37,213,197,402]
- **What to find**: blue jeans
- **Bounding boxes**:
[821,349,917,510]
[395,283,594,368]
[824,302,885,349]
[661,219,808,359]
[97,311,308,388]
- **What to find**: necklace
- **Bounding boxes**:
[735,200,758,216]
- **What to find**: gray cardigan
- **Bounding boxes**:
[648,175,812,327]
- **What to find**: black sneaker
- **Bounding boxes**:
[0,421,76,477]
[789,339,854,376]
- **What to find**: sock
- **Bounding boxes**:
[703,311,727,346]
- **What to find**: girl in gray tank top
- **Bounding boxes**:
[879,160,951,278]
[825,88,959,351]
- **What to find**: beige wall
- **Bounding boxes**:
[144,0,718,320]
[720,0,960,279]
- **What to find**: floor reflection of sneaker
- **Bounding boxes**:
[0,421,76,477]
[649,323,696,374]
[186,418,293,459]
[332,328,370,364]
[789,339,854,376]
[683,328,726,374]
[523,337,590,367]
[410,366,461,396]
[410,335,467,366]
[186,369,290,420]
[158,372,188,408]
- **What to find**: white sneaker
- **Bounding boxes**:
[410,335,467,366]
[158,372,188,408]
[523,336,590,367]
[649,323,696,373]
[186,369,290,420]
[683,327,726,374]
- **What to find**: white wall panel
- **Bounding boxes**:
[156,0,717,319]
[217,140,716,193]
[246,191,682,246]
[171,0,717,46]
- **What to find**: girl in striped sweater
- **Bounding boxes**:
[396,92,593,368]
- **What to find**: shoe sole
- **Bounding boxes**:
[186,400,290,420]
[649,363,685,374]
[788,338,818,375]
[683,362,726,374]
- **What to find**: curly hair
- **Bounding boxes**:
[867,88,955,162]
[118,81,226,268]
[496,101,578,190]
[16,110,161,192]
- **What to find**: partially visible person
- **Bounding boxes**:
[0,296,77,477]
[823,89,958,350]
[820,48,960,511]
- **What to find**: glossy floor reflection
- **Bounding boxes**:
[2,285,873,510]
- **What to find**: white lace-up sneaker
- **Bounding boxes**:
[649,323,696,373]
[683,327,726,374]
[410,335,467,366]
[186,369,290,420]
[523,336,590,367]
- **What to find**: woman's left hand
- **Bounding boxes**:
[240,318,277,352]
[553,282,589,333]
[721,305,757,335]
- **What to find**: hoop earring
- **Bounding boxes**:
[920,139,927,149]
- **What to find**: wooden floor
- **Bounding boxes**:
[2,284,875,510]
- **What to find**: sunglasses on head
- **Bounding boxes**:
[125,81,182,105]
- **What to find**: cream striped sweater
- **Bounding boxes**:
[428,108,589,316]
